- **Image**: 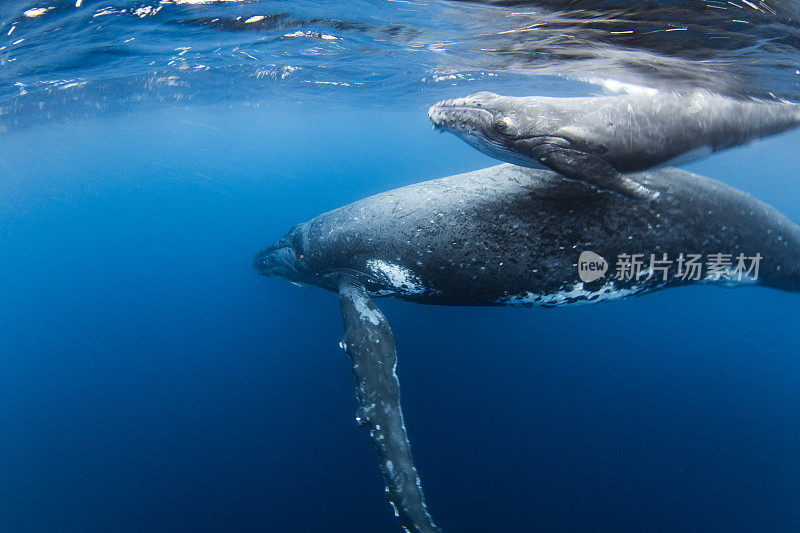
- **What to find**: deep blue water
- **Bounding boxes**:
[2,104,800,532]
[2,0,800,532]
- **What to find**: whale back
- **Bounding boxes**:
[297,165,800,305]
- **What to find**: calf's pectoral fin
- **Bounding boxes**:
[338,278,441,533]
[531,144,659,200]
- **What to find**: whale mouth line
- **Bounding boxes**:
[431,104,492,113]
[429,104,537,143]
[254,245,300,277]
[255,239,291,257]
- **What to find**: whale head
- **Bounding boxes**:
[428,92,553,166]
[254,224,320,287]
[255,223,417,296]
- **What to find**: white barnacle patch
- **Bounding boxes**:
[366,259,425,295]
[498,281,645,306]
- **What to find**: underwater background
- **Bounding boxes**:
[2,1,800,531]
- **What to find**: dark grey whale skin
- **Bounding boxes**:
[255,164,800,306]
[254,164,800,533]
[338,280,440,533]
[428,91,800,172]
[427,91,800,199]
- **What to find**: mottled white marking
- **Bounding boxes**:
[340,283,383,325]
[354,301,381,325]
[498,281,645,306]
[366,259,425,294]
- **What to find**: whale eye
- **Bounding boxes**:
[493,117,512,134]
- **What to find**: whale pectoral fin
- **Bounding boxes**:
[338,278,441,533]
[531,144,658,200]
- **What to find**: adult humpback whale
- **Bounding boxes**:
[255,164,800,532]
[428,91,800,200]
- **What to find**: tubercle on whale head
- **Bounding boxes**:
[253,224,312,284]
[254,223,390,294]
[428,92,549,167]
[428,92,512,138]
[428,92,552,157]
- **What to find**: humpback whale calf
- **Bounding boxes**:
[255,164,800,532]
[428,91,800,200]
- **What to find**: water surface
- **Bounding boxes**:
[1,1,800,531]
